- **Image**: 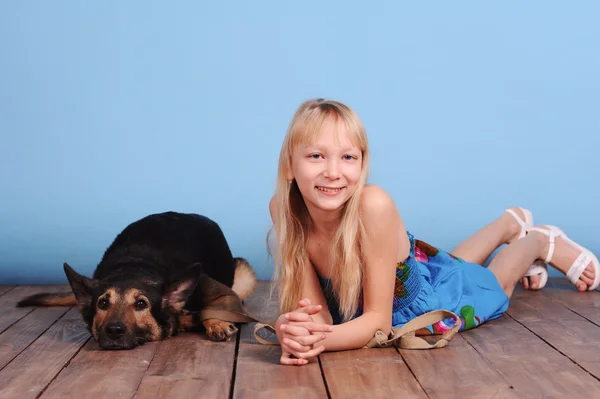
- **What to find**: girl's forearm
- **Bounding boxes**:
[319,311,390,352]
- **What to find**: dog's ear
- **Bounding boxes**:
[162,262,202,313]
[63,262,97,315]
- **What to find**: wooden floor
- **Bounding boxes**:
[1,279,600,398]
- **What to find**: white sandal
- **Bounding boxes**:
[524,260,549,289]
[527,225,600,291]
[504,208,549,289]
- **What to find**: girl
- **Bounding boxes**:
[267,98,599,366]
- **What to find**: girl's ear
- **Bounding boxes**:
[285,161,294,181]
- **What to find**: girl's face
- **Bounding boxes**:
[289,118,363,216]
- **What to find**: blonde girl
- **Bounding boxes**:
[267,98,599,366]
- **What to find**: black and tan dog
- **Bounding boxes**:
[17,211,258,350]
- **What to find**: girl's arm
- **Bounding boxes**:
[269,196,336,328]
[283,186,410,352]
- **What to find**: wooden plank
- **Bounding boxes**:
[507,287,600,379]
[462,313,600,398]
[0,286,14,296]
[0,285,69,334]
[0,306,71,370]
[320,348,428,398]
[0,308,90,399]
[40,339,159,399]
[134,333,236,399]
[233,281,328,399]
[400,333,520,398]
[0,285,72,371]
[542,278,600,325]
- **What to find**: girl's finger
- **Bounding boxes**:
[297,298,311,307]
[284,312,312,322]
[303,322,334,333]
[282,337,311,353]
[280,324,311,336]
[280,352,308,366]
[288,345,326,360]
[297,304,323,315]
[282,321,333,334]
[293,333,327,346]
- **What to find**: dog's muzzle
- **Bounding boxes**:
[98,322,135,350]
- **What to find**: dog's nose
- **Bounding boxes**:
[105,322,126,340]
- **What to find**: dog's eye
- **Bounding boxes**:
[134,299,148,311]
[97,298,110,310]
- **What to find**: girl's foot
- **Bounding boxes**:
[520,260,547,290]
[528,225,599,291]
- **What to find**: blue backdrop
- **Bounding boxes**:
[1,1,599,283]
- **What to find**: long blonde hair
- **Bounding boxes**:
[267,98,370,321]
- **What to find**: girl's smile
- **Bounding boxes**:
[315,186,346,196]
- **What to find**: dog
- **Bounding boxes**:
[17,211,258,350]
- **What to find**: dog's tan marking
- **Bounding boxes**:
[40,294,77,306]
[119,290,136,332]
[178,314,197,332]
[124,288,162,341]
[232,258,258,301]
[92,288,119,340]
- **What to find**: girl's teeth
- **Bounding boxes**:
[317,187,342,193]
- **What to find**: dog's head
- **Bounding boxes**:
[63,262,201,350]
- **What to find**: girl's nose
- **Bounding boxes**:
[323,160,341,179]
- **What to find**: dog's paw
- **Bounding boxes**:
[203,319,238,341]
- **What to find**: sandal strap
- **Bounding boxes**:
[566,252,591,285]
[505,209,527,229]
[505,208,530,240]
[527,227,557,264]
[524,261,547,278]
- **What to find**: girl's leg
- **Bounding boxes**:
[450,207,526,265]
[488,227,597,297]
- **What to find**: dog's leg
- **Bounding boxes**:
[178,311,199,333]
[177,312,239,340]
[202,292,244,341]
[202,318,238,341]
[189,273,258,341]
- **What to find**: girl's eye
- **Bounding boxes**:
[343,154,356,161]
[98,298,110,310]
[309,154,322,159]
[134,299,148,311]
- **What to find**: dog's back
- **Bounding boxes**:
[96,212,236,287]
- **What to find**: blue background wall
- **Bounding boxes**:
[1,1,598,284]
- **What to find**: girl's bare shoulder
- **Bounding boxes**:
[269,195,277,222]
[360,185,398,217]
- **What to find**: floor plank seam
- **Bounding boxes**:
[131,340,161,399]
[538,291,600,329]
[460,332,516,391]
[395,347,431,399]
[505,312,600,383]
[317,355,332,399]
[229,330,242,399]
[0,307,36,337]
[0,306,72,373]
[0,287,16,298]
[35,336,93,398]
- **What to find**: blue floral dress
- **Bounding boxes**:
[319,231,509,335]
